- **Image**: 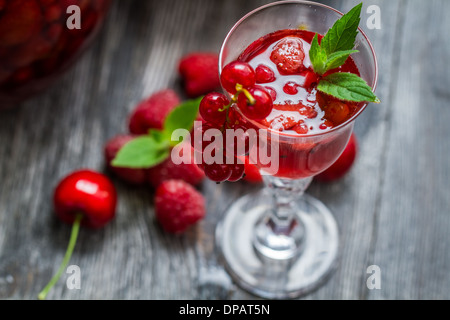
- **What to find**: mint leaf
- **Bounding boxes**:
[318,72,380,103]
[310,34,328,75]
[112,136,170,169]
[321,3,362,55]
[163,97,202,140]
[149,129,167,143]
[325,50,359,71]
[111,97,202,169]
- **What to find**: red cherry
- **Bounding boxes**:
[237,86,273,120]
[316,134,358,182]
[220,61,256,94]
[38,170,117,300]
[53,170,117,228]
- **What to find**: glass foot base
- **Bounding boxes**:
[216,190,339,299]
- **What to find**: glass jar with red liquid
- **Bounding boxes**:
[0,0,111,109]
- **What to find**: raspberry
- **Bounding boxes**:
[155,180,206,234]
[104,135,148,185]
[270,37,305,75]
[303,69,320,90]
[293,121,309,134]
[147,143,205,188]
[179,52,221,98]
[255,64,276,83]
[283,81,299,95]
[129,89,181,134]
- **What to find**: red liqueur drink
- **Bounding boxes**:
[215,1,378,300]
[236,29,363,179]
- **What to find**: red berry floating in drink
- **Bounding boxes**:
[215,26,378,180]
[38,170,117,300]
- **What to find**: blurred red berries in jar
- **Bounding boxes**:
[0,0,111,109]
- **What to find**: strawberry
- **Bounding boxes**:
[243,157,263,183]
[178,52,221,98]
[147,143,205,188]
[270,37,305,75]
[129,89,181,134]
[155,180,206,234]
[0,0,43,48]
[104,135,148,185]
[316,133,358,182]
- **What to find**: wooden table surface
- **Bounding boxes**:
[1,0,449,300]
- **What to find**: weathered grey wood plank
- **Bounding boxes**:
[368,0,450,300]
[306,0,403,300]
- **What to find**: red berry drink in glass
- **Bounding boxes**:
[233,29,363,179]
[216,1,378,300]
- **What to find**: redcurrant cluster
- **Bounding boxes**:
[194,61,274,183]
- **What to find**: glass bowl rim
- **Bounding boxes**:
[218,0,379,139]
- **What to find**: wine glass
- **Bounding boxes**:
[216,0,378,299]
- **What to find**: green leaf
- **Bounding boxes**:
[321,3,362,55]
[310,34,328,75]
[163,97,202,139]
[325,50,359,71]
[318,72,380,103]
[149,129,167,144]
[112,136,170,169]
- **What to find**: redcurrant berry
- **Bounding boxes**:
[199,92,229,126]
[221,61,256,94]
[204,163,232,183]
[227,162,246,182]
[237,86,273,120]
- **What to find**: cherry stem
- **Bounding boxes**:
[235,84,256,105]
[38,213,83,300]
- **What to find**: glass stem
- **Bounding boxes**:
[253,176,313,260]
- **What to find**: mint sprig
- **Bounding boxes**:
[112,97,202,169]
[320,3,362,55]
[309,3,379,103]
[318,72,380,103]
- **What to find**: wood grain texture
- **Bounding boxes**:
[0,0,447,300]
